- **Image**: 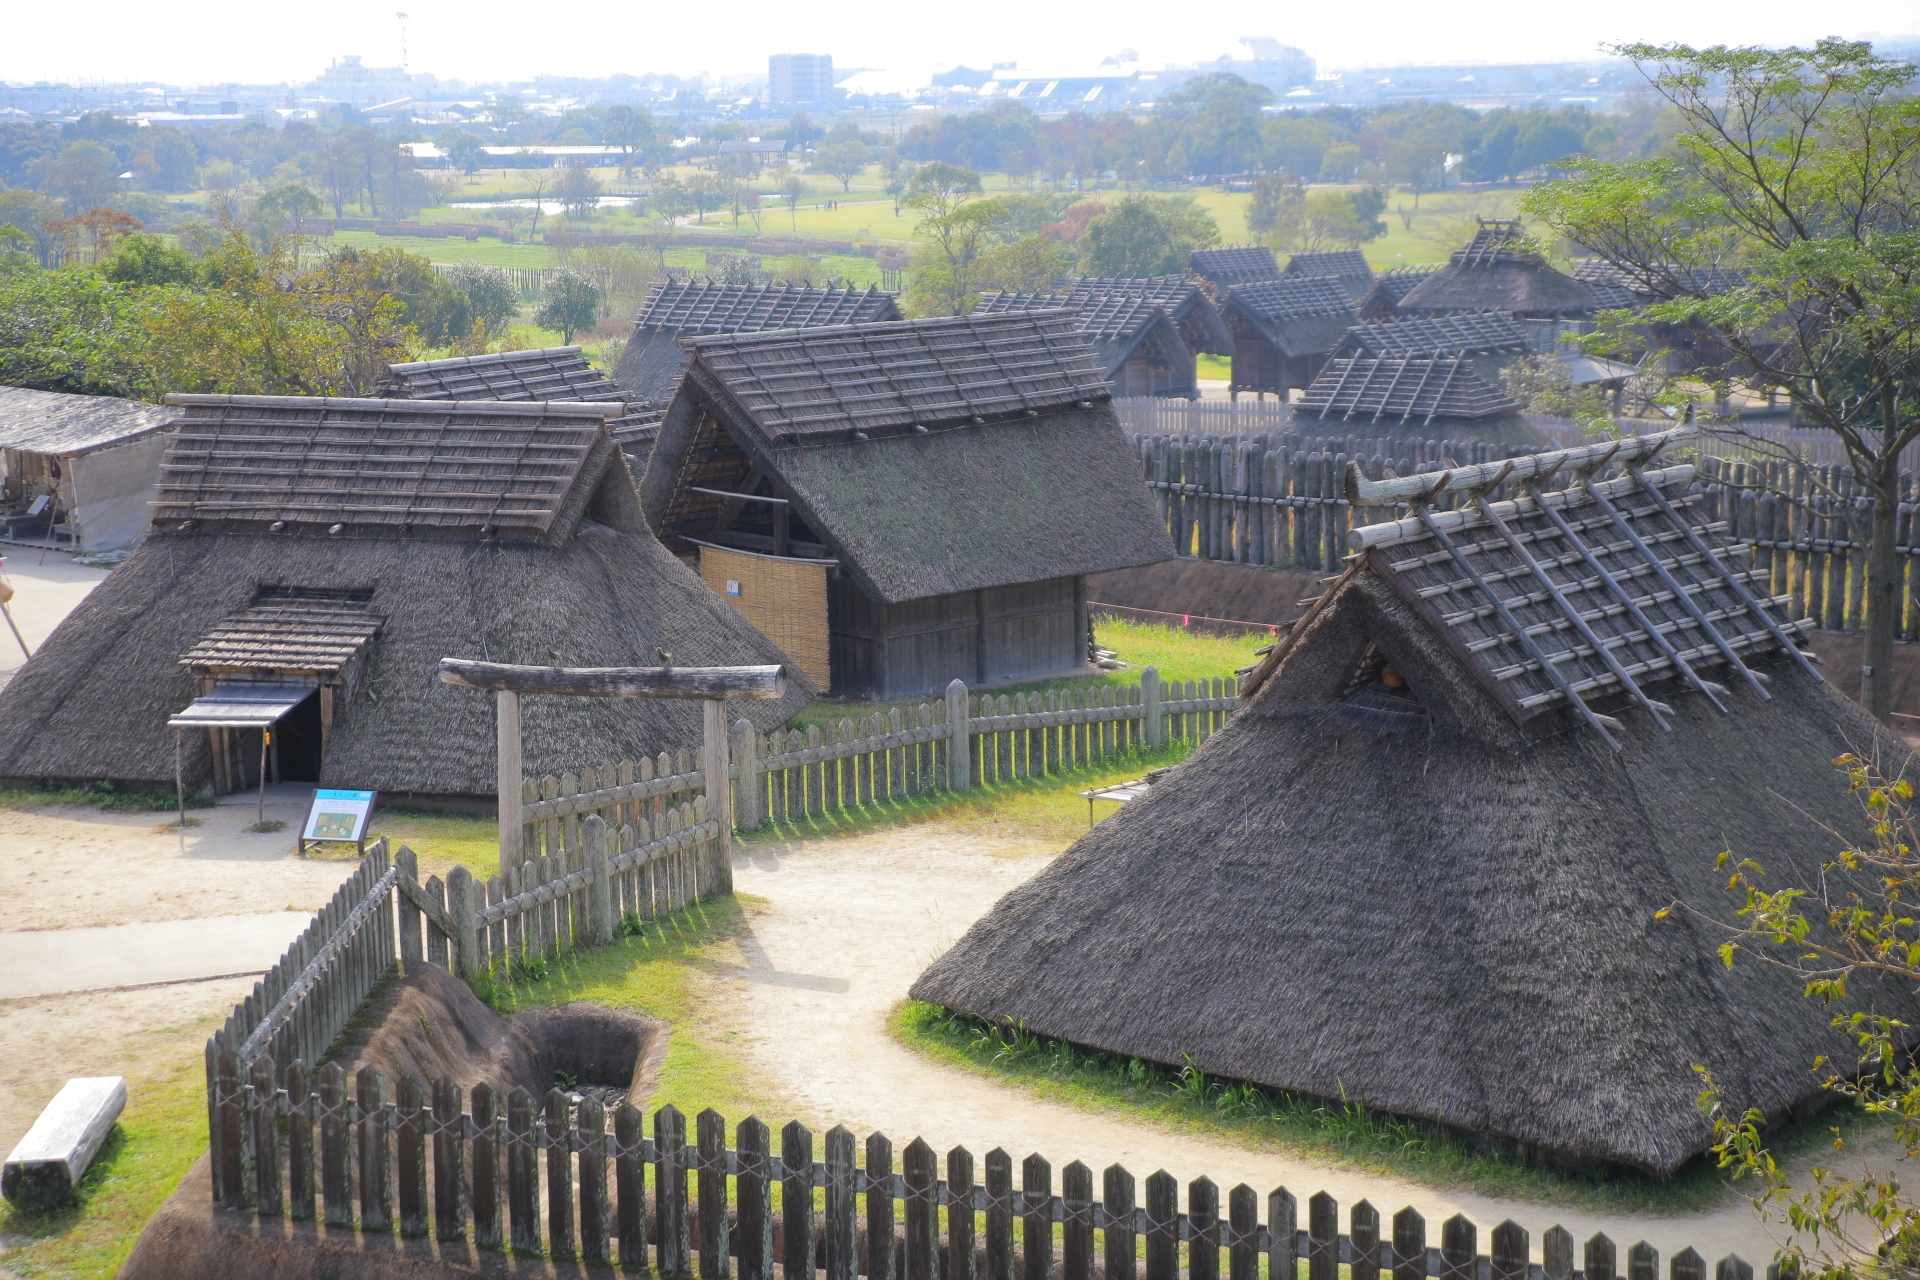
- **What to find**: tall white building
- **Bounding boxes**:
[768,53,835,107]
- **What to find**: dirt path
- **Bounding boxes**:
[0,552,109,689]
[715,823,1825,1265]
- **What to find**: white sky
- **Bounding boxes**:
[4,0,1919,89]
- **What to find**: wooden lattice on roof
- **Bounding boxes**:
[1367,265,1440,306]
[153,396,620,536]
[1337,313,1531,359]
[1227,276,1356,321]
[684,311,1110,441]
[972,289,1173,342]
[1298,357,1521,424]
[1573,261,1750,306]
[1057,275,1198,307]
[1285,250,1372,280]
[1452,219,1542,268]
[375,348,624,403]
[634,281,901,334]
[1343,429,1819,748]
[179,590,382,674]
[1188,246,1281,286]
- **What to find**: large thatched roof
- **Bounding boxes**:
[1221,277,1357,358]
[1398,221,1598,319]
[972,291,1197,396]
[0,386,174,456]
[612,282,903,406]
[1050,277,1234,355]
[374,348,624,403]
[0,396,811,796]
[642,312,1171,605]
[914,437,1908,1175]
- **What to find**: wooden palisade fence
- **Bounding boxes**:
[205,1081,1769,1280]
[515,672,1240,856]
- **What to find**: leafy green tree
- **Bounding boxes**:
[778,174,807,231]
[0,224,33,279]
[558,165,603,218]
[685,172,722,224]
[40,141,120,213]
[901,163,988,316]
[814,139,872,192]
[100,233,199,287]
[1246,171,1304,237]
[1522,38,1920,724]
[535,267,602,344]
[442,260,519,336]
[446,133,486,182]
[1078,195,1220,277]
[138,128,200,192]
[0,268,172,395]
[972,234,1074,293]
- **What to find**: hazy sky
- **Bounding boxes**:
[5,0,1919,88]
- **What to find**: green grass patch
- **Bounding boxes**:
[892,1002,1883,1215]
[0,781,215,814]
[468,894,768,1119]
[0,1012,231,1278]
[1196,353,1231,381]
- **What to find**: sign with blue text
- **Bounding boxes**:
[301,789,375,848]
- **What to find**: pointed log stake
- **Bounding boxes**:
[439,658,787,700]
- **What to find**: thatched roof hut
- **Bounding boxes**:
[1055,276,1233,356]
[0,386,176,553]
[1188,246,1281,294]
[1296,355,1543,444]
[913,430,1907,1175]
[1357,264,1439,321]
[974,290,1199,398]
[1397,220,1598,319]
[1284,249,1375,302]
[613,281,902,407]
[0,396,810,801]
[1218,277,1358,398]
[641,311,1171,698]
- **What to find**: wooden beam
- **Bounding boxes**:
[496,690,522,873]
[2,1077,126,1210]
[706,468,768,535]
[1345,426,1694,506]
[439,658,787,701]
[703,699,731,893]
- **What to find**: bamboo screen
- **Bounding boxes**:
[698,545,830,691]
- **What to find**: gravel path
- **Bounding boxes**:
[718,822,1850,1266]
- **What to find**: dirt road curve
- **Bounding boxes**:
[717,823,1838,1265]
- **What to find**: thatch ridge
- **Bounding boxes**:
[1398,225,1598,319]
[912,559,1915,1174]
[1335,313,1531,359]
[1189,246,1281,288]
[0,385,175,456]
[375,348,625,404]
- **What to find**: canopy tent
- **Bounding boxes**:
[0,386,176,553]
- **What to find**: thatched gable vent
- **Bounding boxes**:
[914,428,1895,1176]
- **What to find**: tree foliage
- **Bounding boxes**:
[1077,195,1220,276]
[534,267,602,344]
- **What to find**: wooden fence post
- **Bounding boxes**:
[947,680,971,790]
[733,717,763,830]
[446,866,477,980]
[1143,666,1163,751]
[704,699,732,894]
[587,815,613,944]
[497,689,521,875]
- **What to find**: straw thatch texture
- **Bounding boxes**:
[1284,249,1374,302]
[0,411,811,796]
[1358,265,1439,320]
[374,348,625,404]
[153,396,619,539]
[1188,246,1281,290]
[612,282,903,406]
[1297,356,1525,429]
[973,292,1196,397]
[1221,278,1357,357]
[913,557,1913,1174]
[1398,224,1598,319]
[0,386,174,456]
[1046,277,1234,355]
[1335,314,1531,359]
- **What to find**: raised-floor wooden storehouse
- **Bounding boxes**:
[613,281,903,406]
[1284,249,1375,302]
[1187,245,1281,295]
[1055,276,1234,359]
[0,386,176,553]
[640,311,1173,699]
[1218,276,1358,399]
[1397,219,1598,319]
[0,396,809,800]
[914,431,1910,1175]
[973,289,1198,398]
[1297,353,1542,444]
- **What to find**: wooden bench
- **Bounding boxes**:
[2,1077,126,1210]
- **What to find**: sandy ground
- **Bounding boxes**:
[718,823,1849,1265]
[0,552,109,688]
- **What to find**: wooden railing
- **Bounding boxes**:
[203,1083,1771,1280]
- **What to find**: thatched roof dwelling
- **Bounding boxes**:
[1398,220,1598,320]
[0,396,810,801]
[974,290,1199,398]
[613,281,902,407]
[641,311,1171,698]
[0,386,176,553]
[1297,355,1542,444]
[1357,264,1439,321]
[1218,277,1358,398]
[375,347,664,464]
[913,430,1907,1176]
[1058,276,1234,356]
[1284,249,1375,302]
[1334,313,1530,360]
[1188,246,1280,293]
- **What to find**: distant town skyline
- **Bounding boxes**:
[4,0,1917,89]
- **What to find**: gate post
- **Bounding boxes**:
[703,699,732,893]
[946,679,971,790]
[496,690,522,875]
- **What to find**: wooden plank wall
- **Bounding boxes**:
[204,1087,1764,1280]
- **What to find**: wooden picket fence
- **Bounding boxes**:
[513,672,1241,856]
[203,1083,1768,1280]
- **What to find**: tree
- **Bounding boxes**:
[1078,195,1220,277]
[1245,171,1305,237]
[40,142,120,213]
[902,163,988,316]
[101,233,199,287]
[535,267,601,343]
[442,260,519,336]
[685,172,722,224]
[255,184,323,243]
[446,133,486,182]
[972,234,1074,293]
[814,139,872,192]
[778,174,807,231]
[1522,38,1920,724]
[558,164,603,218]
[603,106,648,176]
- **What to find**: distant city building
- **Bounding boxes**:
[768,53,834,108]
[309,55,432,105]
